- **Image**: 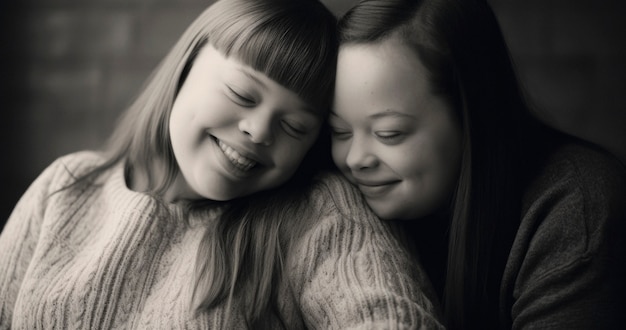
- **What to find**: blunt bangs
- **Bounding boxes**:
[208,0,338,114]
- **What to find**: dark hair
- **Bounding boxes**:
[339,0,563,328]
[67,0,338,326]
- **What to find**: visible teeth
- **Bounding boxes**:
[217,140,257,171]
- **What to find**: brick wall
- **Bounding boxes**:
[2,0,625,226]
[1,0,212,225]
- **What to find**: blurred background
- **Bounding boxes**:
[1,0,625,229]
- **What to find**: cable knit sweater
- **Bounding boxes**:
[0,151,443,329]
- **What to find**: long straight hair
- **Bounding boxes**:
[71,0,338,326]
[339,0,541,328]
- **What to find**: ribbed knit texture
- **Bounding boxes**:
[0,151,444,329]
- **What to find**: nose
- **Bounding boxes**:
[345,137,378,171]
[238,111,274,146]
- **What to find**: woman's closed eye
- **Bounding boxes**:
[281,120,307,138]
[330,127,352,140]
[375,131,404,143]
[227,86,256,106]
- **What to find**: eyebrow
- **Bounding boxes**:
[330,109,416,120]
[238,68,318,116]
[368,109,417,120]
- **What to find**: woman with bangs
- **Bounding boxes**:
[0,0,443,328]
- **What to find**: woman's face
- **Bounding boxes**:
[331,39,462,220]
[168,44,322,202]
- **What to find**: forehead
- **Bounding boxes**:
[334,39,433,117]
[193,44,319,117]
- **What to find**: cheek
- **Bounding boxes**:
[421,136,461,205]
[332,141,357,178]
[276,137,316,169]
[331,141,348,168]
[266,142,313,187]
[389,140,427,175]
[196,99,232,124]
[396,155,423,178]
[282,151,307,169]
[435,126,462,180]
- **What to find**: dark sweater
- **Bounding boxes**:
[501,143,626,328]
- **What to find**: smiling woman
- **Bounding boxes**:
[331,40,462,221]
[332,0,626,328]
[0,0,444,328]
[167,44,322,202]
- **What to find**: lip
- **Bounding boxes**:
[211,136,267,177]
[352,178,400,197]
[214,136,265,163]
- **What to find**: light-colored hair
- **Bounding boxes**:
[72,0,338,326]
[102,0,338,197]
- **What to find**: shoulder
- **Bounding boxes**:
[514,141,626,279]
[306,171,376,220]
[299,171,402,237]
[289,170,411,259]
[25,150,106,196]
[3,151,110,243]
[522,142,626,220]
[504,143,626,328]
[284,172,444,327]
[54,150,107,177]
[46,150,106,176]
[544,142,624,184]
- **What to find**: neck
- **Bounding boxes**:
[126,160,181,203]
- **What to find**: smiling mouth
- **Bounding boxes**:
[353,179,400,197]
[216,139,258,171]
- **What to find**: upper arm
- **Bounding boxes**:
[509,151,626,329]
[288,175,444,329]
[0,157,67,326]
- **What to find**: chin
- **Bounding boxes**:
[366,202,400,220]
[369,202,425,221]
